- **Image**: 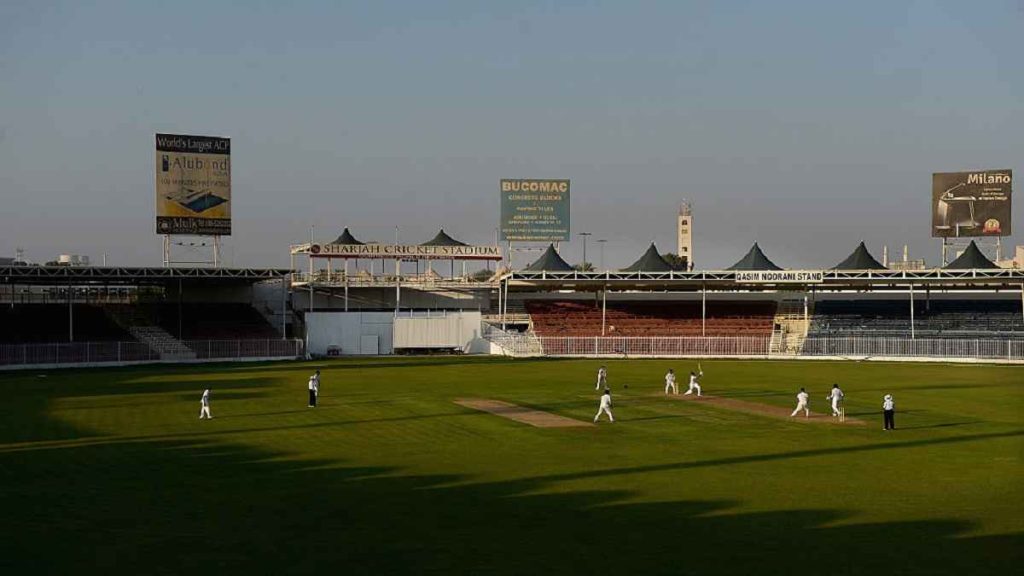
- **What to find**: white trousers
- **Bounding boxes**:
[199,405,211,419]
[831,398,841,416]
[594,406,614,422]
[684,383,701,396]
[596,378,606,390]
[665,381,677,394]
[791,402,808,417]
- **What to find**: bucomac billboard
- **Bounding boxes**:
[932,170,1012,237]
[500,179,570,242]
[155,133,231,236]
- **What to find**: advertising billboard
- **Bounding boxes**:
[932,170,1012,237]
[500,179,570,242]
[155,133,231,236]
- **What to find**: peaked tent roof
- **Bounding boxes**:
[621,243,674,272]
[420,229,467,247]
[726,243,783,271]
[331,227,364,245]
[944,241,1000,269]
[832,241,887,270]
[522,244,574,272]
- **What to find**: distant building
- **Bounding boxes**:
[0,257,14,266]
[677,202,693,270]
[996,245,1024,269]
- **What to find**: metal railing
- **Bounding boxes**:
[0,339,305,368]
[488,334,1024,362]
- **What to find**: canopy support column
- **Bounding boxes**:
[281,273,288,339]
[68,276,73,342]
[909,283,915,340]
[344,259,349,312]
[601,288,607,336]
[701,284,706,337]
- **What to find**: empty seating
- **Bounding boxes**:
[808,300,1024,338]
[153,303,280,340]
[526,301,776,337]
[0,305,134,344]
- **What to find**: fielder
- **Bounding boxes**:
[790,387,809,418]
[664,369,678,395]
[595,366,608,390]
[308,371,320,408]
[826,383,845,418]
[199,388,212,419]
[683,368,703,396]
[594,388,614,423]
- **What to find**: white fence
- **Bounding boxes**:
[801,337,1024,361]
[0,339,305,368]
[489,334,1024,362]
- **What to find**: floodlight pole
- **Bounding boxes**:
[579,232,592,269]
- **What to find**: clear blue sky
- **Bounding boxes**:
[1,0,1021,268]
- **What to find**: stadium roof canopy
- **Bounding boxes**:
[726,243,783,271]
[621,243,674,272]
[522,244,574,272]
[420,229,467,247]
[0,265,291,286]
[944,241,1000,269]
[331,228,364,245]
[832,242,887,270]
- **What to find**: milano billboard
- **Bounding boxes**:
[155,133,232,236]
[500,179,570,242]
[932,170,1012,237]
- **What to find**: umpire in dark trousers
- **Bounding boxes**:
[882,394,895,430]
[308,370,320,408]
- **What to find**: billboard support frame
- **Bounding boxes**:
[162,234,221,268]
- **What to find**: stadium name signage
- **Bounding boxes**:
[735,270,823,284]
[311,243,503,260]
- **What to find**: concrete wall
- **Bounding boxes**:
[306,312,394,356]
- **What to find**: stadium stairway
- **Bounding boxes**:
[104,306,196,361]
[770,299,812,355]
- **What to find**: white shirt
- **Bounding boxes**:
[665,373,675,384]
[308,377,318,392]
[689,374,699,386]
[828,388,844,401]
[796,391,808,404]
[599,394,612,409]
[201,389,210,406]
[598,369,607,381]
[883,395,894,410]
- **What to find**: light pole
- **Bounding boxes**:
[578,232,592,270]
[597,239,607,270]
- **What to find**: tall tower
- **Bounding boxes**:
[677,202,693,270]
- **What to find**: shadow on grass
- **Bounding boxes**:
[0,432,1019,575]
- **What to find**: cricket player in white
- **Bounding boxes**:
[308,372,319,408]
[595,366,608,390]
[664,369,678,395]
[594,389,614,423]
[790,387,809,418]
[683,369,702,396]
[199,388,212,419]
[826,384,844,417]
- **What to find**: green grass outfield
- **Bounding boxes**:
[1,357,1021,575]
